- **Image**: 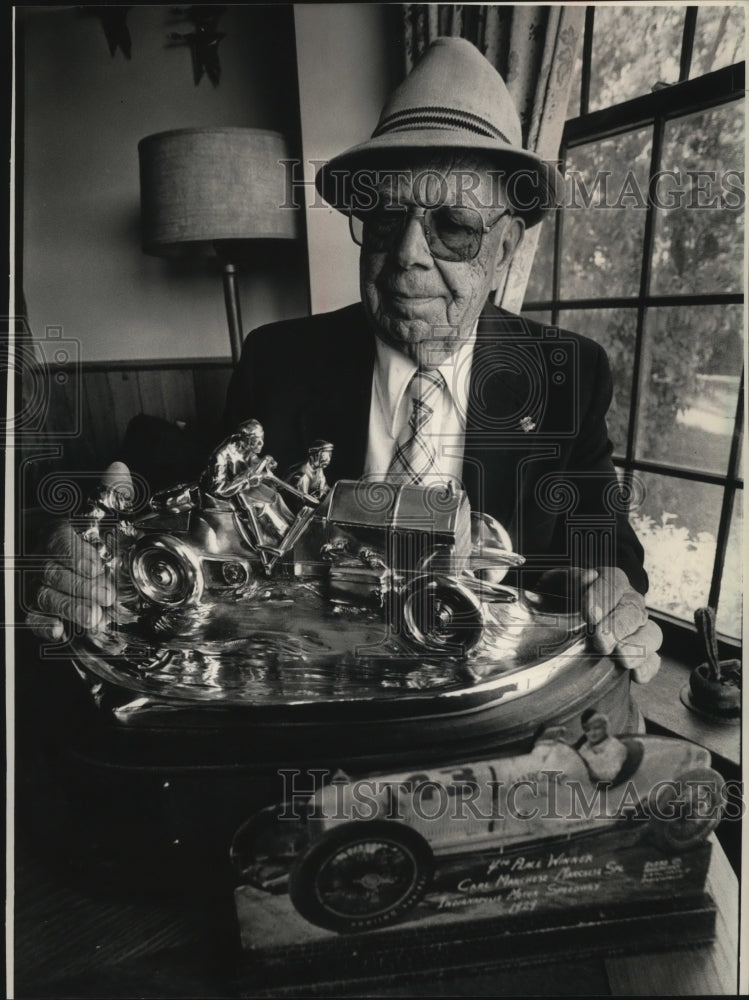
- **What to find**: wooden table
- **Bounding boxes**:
[632,655,740,767]
[604,836,739,996]
[13,832,738,997]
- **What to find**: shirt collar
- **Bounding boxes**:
[373,324,478,437]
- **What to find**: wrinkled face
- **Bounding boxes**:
[359,153,524,367]
[584,719,608,746]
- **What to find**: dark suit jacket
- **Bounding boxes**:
[223,300,647,594]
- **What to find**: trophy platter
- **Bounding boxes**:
[68,420,594,730]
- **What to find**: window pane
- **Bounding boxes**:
[738,427,743,480]
[520,309,552,328]
[566,44,583,118]
[631,473,721,621]
[636,305,743,475]
[523,217,555,302]
[690,6,746,77]
[589,6,685,112]
[561,129,652,298]
[558,308,637,457]
[650,100,745,295]
[716,489,743,639]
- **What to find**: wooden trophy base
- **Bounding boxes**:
[234,829,715,997]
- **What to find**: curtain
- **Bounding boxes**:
[400,5,584,311]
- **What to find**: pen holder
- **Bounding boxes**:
[688,607,741,719]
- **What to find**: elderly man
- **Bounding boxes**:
[29,38,661,707]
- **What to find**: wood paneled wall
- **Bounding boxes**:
[39,359,234,472]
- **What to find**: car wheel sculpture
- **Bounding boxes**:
[648,766,726,852]
[288,821,434,933]
[400,575,484,654]
[130,534,205,608]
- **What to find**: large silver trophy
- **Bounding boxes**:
[73,419,587,709]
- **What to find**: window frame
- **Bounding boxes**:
[522,7,745,645]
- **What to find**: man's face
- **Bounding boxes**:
[359,153,524,366]
[316,447,333,469]
[584,719,608,746]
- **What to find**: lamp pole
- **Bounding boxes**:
[220,260,244,364]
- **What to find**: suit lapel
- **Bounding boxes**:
[462,302,548,531]
[299,307,375,482]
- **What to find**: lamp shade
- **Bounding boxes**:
[138,127,299,257]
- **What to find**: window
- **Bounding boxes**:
[523,6,745,640]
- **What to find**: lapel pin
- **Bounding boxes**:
[519,416,537,433]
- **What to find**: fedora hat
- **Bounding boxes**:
[316,37,564,228]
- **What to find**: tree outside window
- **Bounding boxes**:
[523,5,745,639]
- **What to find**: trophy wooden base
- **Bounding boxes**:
[234,830,715,997]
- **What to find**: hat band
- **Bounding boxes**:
[373,106,513,145]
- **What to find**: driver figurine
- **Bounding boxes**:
[201,419,294,549]
[287,440,334,501]
[200,418,269,499]
[578,710,628,782]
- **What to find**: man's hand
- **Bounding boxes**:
[26,463,131,643]
[536,566,662,683]
[27,525,114,641]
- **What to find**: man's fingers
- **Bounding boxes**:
[26,610,66,642]
[45,524,105,578]
[36,585,104,630]
[536,567,599,599]
[42,562,115,606]
[28,466,132,643]
[564,567,599,588]
[537,567,599,585]
[630,651,662,685]
[589,595,649,655]
[584,567,631,625]
[613,619,663,682]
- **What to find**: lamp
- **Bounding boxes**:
[138,127,299,362]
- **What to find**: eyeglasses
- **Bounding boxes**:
[349,204,512,262]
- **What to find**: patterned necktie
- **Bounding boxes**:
[387,368,446,484]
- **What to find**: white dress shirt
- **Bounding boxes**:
[363,328,477,485]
